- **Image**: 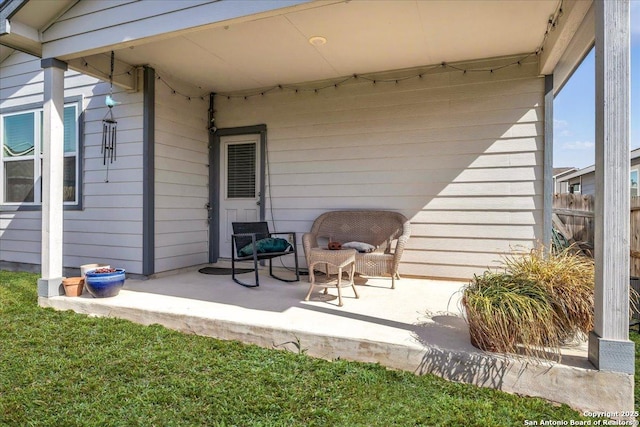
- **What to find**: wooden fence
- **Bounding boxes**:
[631,198,640,276]
[552,193,594,247]
[552,193,640,276]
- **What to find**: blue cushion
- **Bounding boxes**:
[239,237,292,257]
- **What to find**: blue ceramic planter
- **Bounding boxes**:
[85,268,126,298]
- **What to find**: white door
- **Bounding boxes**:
[219,134,261,258]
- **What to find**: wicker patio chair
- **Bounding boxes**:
[302,210,410,289]
[231,222,299,288]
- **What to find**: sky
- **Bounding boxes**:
[553,0,640,169]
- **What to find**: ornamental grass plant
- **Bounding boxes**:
[463,246,595,360]
[503,246,595,344]
[463,272,561,359]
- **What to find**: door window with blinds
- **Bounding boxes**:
[1,102,80,206]
[226,142,257,199]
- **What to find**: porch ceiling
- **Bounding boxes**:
[107,0,559,93]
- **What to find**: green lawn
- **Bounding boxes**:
[0,271,623,426]
[633,329,640,409]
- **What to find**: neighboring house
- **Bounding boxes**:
[552,167,578,193]
[0,0,634,378]
[555,147,640,196]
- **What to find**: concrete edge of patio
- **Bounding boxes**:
[39,292,633,414]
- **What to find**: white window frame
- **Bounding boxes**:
[569,182,581,194]
[0,98,82,210]
[1,107,41,204]
[631,168,638,197]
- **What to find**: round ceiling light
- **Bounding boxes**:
[308,36,327,46]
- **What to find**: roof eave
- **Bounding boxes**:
[0,0,29,34]
[0,0,43,57]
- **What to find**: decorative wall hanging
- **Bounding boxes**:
[101,51,120,182]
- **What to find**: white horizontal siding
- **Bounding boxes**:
[216,56,545,279]
[0,51,144,273]
[154,80,210,273]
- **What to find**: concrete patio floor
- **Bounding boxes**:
[40,264,633,413]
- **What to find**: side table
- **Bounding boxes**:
[305,248,358,307]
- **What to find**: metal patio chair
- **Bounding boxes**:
[231,222,299,287]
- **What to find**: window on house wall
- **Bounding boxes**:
[569,183,581,194]
[631,169,638,197]
[1,102,81,207]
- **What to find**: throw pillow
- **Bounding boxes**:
[239,237,292,257]
[342,241,376,253]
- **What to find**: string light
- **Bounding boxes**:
[80,57,135,79]
[77,0,563,103]
[156,74,208,102]
[79,50,540,102]
[218,0,564,100]
[217,54,529,100]
[80,57,210,102]
[218,45,558,100]
[536,0,564,55]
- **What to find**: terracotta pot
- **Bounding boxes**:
[62,277,84,297]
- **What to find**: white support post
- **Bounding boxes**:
[543,74,554,251]
[37,58,67,297]
[588,0,634,374]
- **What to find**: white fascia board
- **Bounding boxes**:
[0,0,41,56]
[552,168,578,179]
[556,165,596,182]
[551,4,595,95]
[0,24,41,56]
[4,18,38,42]
[0,0,28,34]
[539,0,593,77]
[42,0,316,60]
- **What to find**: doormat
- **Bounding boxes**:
[198,267,253,275]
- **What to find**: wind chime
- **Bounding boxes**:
[102,51,118,182]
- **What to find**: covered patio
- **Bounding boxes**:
[39,266,630,413]
[0,0,634,414]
